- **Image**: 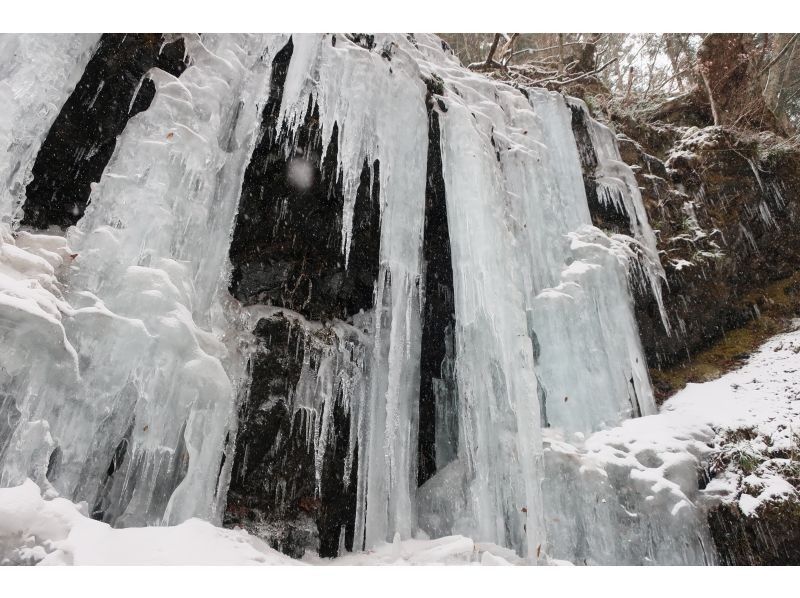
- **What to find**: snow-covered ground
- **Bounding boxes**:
[585,321,800,519]
[0,479,523,565]
[2,321,798,566]
[0,480,298,565]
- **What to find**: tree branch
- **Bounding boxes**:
[484,33,501,67]
[760,33,799,75]
[528,57,618,87]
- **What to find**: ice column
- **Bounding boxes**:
[436,71,549,560]
[272,35,430,547]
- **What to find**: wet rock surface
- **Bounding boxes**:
[224,313,359,558]
[228,38,381,323]
[223,37,377,558]
[417,107,458,486]
[620,124,800,374]
[709,499,800,565]
[570,103,635,236]
[574,104,800,378]
[21,34,188,229]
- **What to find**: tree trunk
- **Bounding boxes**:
[696,33,785,132]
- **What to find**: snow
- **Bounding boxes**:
[669,258,693,271]
[0,479,297,565]
[305,534,521,566]
[539,322,800,564]
[0,477,521,565]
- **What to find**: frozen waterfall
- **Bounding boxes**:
[0,33,713,564]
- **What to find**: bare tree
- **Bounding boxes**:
[439,32,800,133]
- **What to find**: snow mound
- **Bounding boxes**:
[305,533,522,566]
[0,479,520,566]
[0,479,298,565]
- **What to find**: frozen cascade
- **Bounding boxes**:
[1,33,278,526]
[0,33,713,564]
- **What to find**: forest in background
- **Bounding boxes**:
[440,34,800,135]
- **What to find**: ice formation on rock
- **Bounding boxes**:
[0,34,100,223]
[1,33,714,565]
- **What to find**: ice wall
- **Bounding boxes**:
[1,34,278,527]
[0,33,711,564]
[223,33,675,560]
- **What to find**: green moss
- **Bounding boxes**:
[739,454,759,475]
[651,271,800,402]
[423,73,445,97]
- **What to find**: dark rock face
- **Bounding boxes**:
[22,34,188,229]
[709,500,800,565]
[573,95,800,566]
[223,313,359,558]
[224,40,464,554]
[615,124,800,371]
[225,38,375,558]
[569,103,635,236]
[570,88,800,381]
[574,98,800,375]
[228,37,381,323]
[224,314,316,557]
[224,39,467,554]
[417,107,458,486]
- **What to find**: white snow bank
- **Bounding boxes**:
[0,479,519,566]
[306,533,523,566]
[0,479,298,565]
[583,319,800,511]
[538,322,800,564]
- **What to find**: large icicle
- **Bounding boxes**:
[268,34,430,548]
[409,35,662,558]
[569,97,670,334]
